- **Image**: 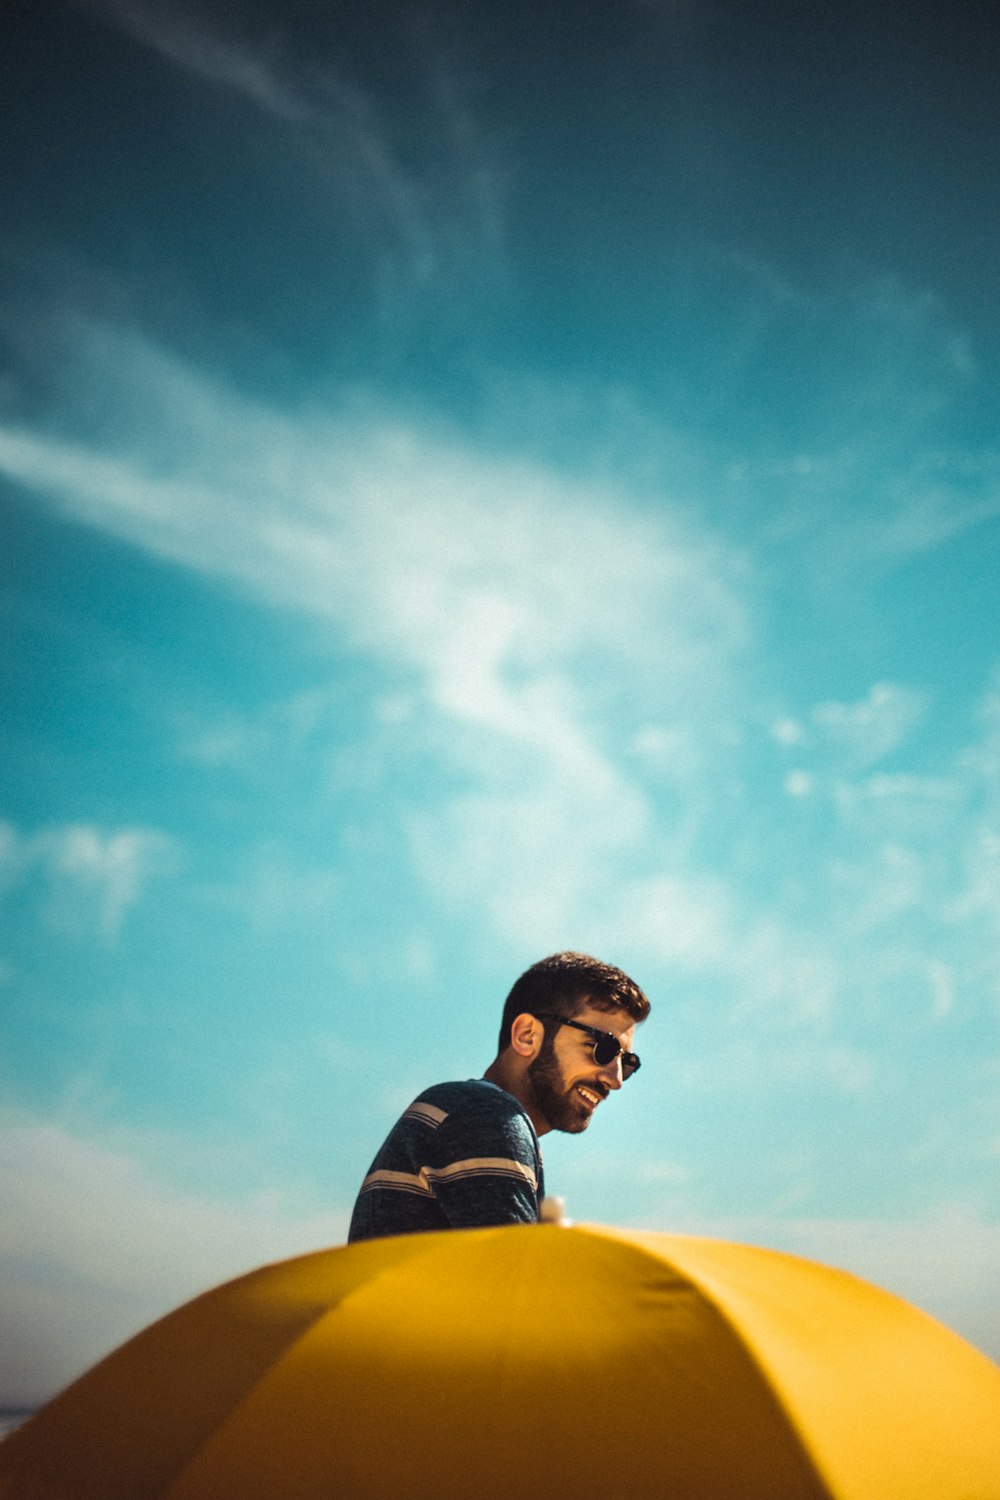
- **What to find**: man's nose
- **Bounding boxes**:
[597,1056,624,1090]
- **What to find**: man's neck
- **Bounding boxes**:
[483,1055,549,1136]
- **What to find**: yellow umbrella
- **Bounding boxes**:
[3,1224,1000,1500]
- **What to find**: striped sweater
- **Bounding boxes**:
[348,1079,544,1241]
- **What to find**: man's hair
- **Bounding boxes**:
[497,951,650,1052]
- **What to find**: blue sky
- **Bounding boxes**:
[2,0,1000,1403]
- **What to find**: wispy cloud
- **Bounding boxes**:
[761,443,1000,569]
[80,0,508,313]
[0,820,179,941]
[89,0,310,122]
[201,842,342,935]
[0,314,754,959]
[2,308,998,1089]
[708,261,1000,575]
[812,681,928,771]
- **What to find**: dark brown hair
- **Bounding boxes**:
[497,951,650,1051]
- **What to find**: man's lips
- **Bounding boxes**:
[576,1083,608,1110]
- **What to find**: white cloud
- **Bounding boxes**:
[593,873,739,971]
[771,716,805,747]
[0,1112,349,1404]
[830,841,927,930]
[83,0,509,313]
[177,717,253,766]
[0,319,753,966]
[858,772,960,801]
[201,843,342,934]
[671,1033,875,1097]
[812,681,928,770]
[176,685,346,770]
[0,819,179,940]
[0,331,748,726]
[91,0,313,124]
[950,829,1000,933]
[0,822,24,893]
[928,959,956,1020]
[850,461,1000,561]
[36,825,178,939]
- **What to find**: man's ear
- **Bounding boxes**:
[509,1012,544,1061]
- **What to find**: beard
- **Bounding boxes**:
[528,1036,591,1134]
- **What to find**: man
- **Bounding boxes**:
[348,951,650,1242]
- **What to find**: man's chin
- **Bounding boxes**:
[529,1066,594,1134]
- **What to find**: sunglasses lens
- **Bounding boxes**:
[593,1034,621,1067]
[593,1036,640,1078]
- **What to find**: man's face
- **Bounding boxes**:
[527,1005,636,1134]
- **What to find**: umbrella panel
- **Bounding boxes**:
[167,1228,829,1500]
[627,1230,1000,1500]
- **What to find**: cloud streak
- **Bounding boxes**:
[80,0,509,313]
[0,319,752,938]
[3,311,999,1038]
[0,820,178,941]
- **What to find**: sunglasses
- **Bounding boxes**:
[532,1014,641,1079]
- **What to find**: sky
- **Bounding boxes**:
[2,0,1000,1405]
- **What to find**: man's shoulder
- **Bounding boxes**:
[413,1078,532,1126]
[406,1080,538,1150]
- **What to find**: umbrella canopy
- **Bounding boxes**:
[3,1224,1000,1500]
